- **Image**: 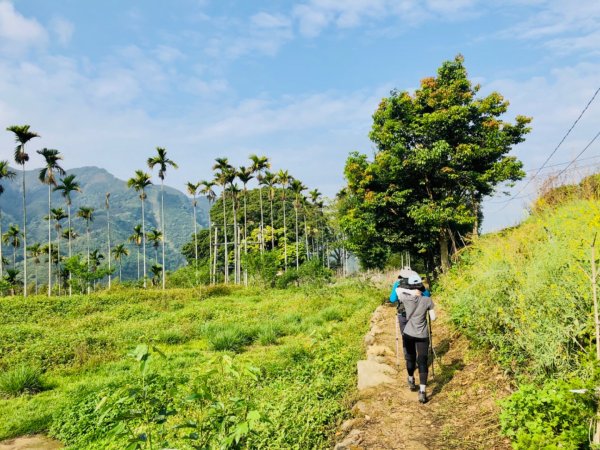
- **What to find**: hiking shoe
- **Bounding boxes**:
[407,377,418,392]
[418,391,428,404]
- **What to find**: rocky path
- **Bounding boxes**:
[335,303,513,450]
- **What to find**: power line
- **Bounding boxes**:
[525,153,600,173]
[503,86,600,204]
[555,129,600,178]
[489,134,600,209]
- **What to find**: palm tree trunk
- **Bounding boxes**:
[259,186,264,253]
[67,203,72,297]
[212,227,218,284]
[303,211,310,260]
[107,204,111,289]
[56,232,61,295]
[270,197,275,250]
[48,185,52,296]
[87,224,91,295]
[231,190,238,283]
[222,191,229,283]
[160,180,166,290]
[295,203,299,270]
[243,189,248,286]
[137,246,140,280]
[119,260,122,281]
[21,163,27,297]
[282,195,287,271]
[192,198,198,267]
[141,195,147,288]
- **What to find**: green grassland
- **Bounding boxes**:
[0,281,382,449]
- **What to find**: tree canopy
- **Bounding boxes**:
[339,55,532,271]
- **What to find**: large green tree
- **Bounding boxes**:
[341,55,532,271]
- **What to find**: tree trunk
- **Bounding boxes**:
[86,224,91,295]
[440,230,450,273]
[294,203,299,270]
[192,198,198,266]
[160,180,166,290]
[243,189,248,286]
[282,195,287,271]
[107,201,111,289]
[259,186,264,253]
[48,185,52,296]
[21,164,27,297]
[67,202,72,297]
[270,198,275,250]
[212,227,218,284]
[141,195,147,288]
[472,195,479,238]
[222,191,229,284]
[231,190,238,284]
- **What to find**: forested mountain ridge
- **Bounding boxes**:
[0,166,208,279]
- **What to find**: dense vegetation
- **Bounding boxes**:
[0,281,381,448]
[437,177,600,448]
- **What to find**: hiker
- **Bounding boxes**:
[390,270,430,334]
[390,271,435,403]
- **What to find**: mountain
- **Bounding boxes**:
[0,166,209,281]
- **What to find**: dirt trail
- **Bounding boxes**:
[335,303,512,449]
[0,435,61,450]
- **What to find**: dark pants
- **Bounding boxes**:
[402,333,430,386]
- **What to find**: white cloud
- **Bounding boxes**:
[291,0,479,37]
[498,0,600,56]
[251,12,291,29]
[0,1,47,54]
[154,45,185,63]
[50,16,74,45]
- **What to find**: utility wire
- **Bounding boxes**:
[554,129,600,178]
[503,86,600,204]
[492,87,600,212]
[490,132,600,210]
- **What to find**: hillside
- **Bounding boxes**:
[437,194,600,448]
[0,166,209,280]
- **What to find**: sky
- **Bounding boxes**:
[0,0,599,232]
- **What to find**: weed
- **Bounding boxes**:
[0,366,46,398]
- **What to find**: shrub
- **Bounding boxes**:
[167,265,210,288]
[0,366,46,398]
[244,251,280,287]
[499,379,596,449]
[321,307,344,322]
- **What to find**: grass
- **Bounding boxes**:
[0,280,382,448]
[0,366,46,398]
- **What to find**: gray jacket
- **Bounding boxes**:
[397,292,435,339]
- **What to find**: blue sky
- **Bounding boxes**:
[0,0,599,231]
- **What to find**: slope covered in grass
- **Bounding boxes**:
[0,282,381,448]
[437,199,600,448]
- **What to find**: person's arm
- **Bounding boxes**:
[396,287,422,296]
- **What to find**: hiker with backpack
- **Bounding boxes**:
[389,271,435,403]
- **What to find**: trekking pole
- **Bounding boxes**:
[427,311,436,378]
[394,313,400,369]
